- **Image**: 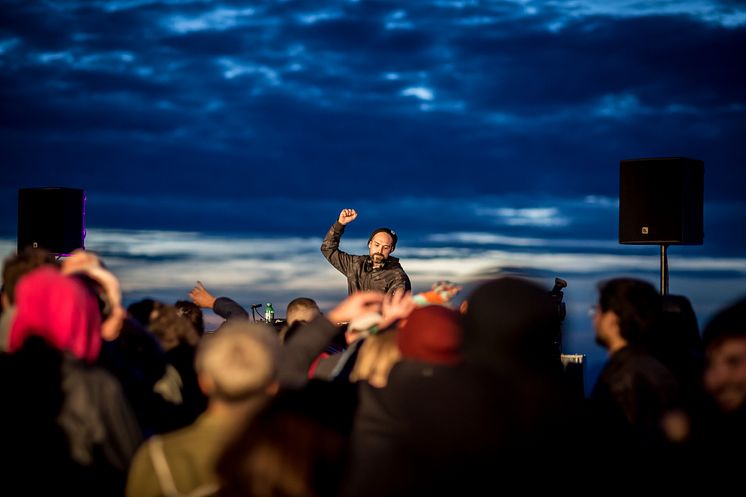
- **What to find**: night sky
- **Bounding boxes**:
[2,1,746,389]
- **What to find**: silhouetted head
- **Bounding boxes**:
[195,320,280,401]
[127,298,156,327]
[702,297,746,413]
[397,305,463,366]
[286,297,321,326]
[462,276,560,375]
[2,247,57,307]
[217,381,353,497]
[595,278,661,347]
[175,299,205,336]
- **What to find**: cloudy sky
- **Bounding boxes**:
[2,0,745,231]
[2,1,746,389]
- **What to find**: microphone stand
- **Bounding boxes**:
[250,304,263,323]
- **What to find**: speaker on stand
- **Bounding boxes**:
[17,187,87,256]
[618,157,704,294]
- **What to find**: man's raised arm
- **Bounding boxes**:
[320,208,358,275]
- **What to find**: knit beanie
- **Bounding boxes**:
[9,265,102,363]
[396,305,463,365]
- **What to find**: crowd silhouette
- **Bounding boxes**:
[1,243,744,496]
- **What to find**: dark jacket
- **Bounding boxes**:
[320,222,411,295]
[589,345,681,449]
[2,337,143,497]
[213,297,249,320]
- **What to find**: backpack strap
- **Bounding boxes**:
[148,436,179,497]
[147,436,220,497]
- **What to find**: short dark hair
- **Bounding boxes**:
[2,247,57,305]
[598,278,661,345]
[148,301,200,350]
[368,227,398,250]
[175,299,205,336]
[286,297,320,319]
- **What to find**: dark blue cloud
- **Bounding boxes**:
[1,0,745,230]
[449,15,745,108]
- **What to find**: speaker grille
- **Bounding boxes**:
[17,187,86,255]
[618,157,703,245]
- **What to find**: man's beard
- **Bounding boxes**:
[371,253,385,268]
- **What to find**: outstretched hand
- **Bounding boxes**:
[380,290,416,330]
[338,208,358,225]
[327,291,384,325]
[61,249,126,341]
[189,281,216,309]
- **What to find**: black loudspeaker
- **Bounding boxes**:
[619,157,704,245]
[17,187,86,255]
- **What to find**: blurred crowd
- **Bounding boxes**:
[1,246,744,496]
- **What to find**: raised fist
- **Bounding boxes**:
[338,208,358,225]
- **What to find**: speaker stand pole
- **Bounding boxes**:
[659,244,669,295]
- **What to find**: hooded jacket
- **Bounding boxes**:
[321,222,411,295]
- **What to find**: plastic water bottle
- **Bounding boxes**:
[265,303,274,324]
